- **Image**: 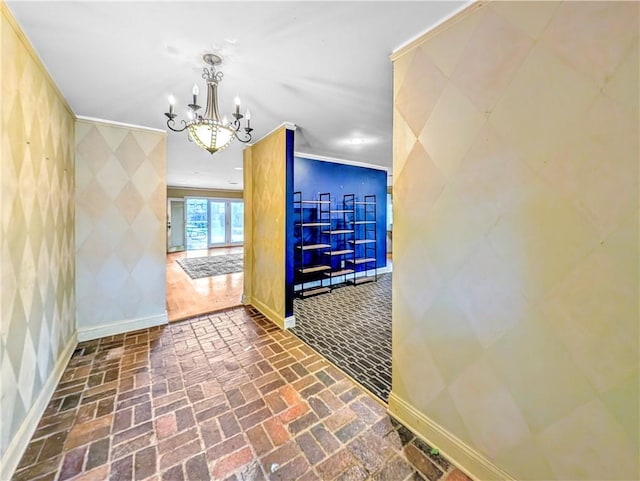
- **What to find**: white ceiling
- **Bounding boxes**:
[7,1,469,190]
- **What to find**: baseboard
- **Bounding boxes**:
[77,312,168,342]
[0,333,77,480]
[388,391,516,481]
[250,297,284,329]
[284,315,296,329]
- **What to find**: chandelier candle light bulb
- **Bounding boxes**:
[168,95,175,116]
[163,53,254,154]
[192,84,199,105]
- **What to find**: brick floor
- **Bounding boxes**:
[13,306,473,481]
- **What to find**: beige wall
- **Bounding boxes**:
[390,2,638,481]
[243,126,288,327]
[0,4,76,475]
[167,186,242,200]
[75,119,167,340]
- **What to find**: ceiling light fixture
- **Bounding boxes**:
[164,53,253,154]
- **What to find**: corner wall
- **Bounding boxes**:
[391,2,638,480]
[243,125,293,328]
[1,4,76,477]
[75,118,167,340]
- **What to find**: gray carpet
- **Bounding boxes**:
[177,253,244,279]
[291,273,392,401]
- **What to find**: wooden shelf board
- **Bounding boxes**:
[349,276,377,285]
[322,230,354,234]
[349,239,376,244]
[299,265,331,274]
[297,243,331,250]
[323,250,355,256]
[325,269,355,277]
[299,287,331,297]
[347,258,377,264]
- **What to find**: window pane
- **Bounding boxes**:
[209,201,226,244]
[185,198,208,250]
[230,202,244,243]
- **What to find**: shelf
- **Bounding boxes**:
[297,222,330,227]
[347,257,376,264]
[297,243,331,250]
[348,239,376,245]
[349,276,377,285]
[324,269,355,277]
[352,220,376,224]
[323,249,355,256]
[299,200,331,204]
[354,201,376,205]
[322,230,354,235]
[330,210,354,213]
[299,286,331,297]
[299,265,331,274]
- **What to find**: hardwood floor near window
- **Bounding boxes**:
[166,246,243,321]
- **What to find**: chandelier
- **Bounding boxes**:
[164,53,253,154]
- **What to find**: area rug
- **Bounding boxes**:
[177,253,243,279]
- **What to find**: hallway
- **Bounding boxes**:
[166,247,244,322]
[12,307,472,481]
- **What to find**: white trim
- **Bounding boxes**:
[294,151,389,172]
[250,298,284,329]
[388,391,516,481]
[391,0,477,56]
[76,116,167,134]
[375,264,392,275]
[77,312,168,342]
[284,315,296,329]
[246,121,297,148]
[0,333,78,481]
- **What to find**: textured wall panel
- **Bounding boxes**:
[243,127,287,326]
[0,5,75,458]
[75,119,167,335]
[391,2,639,480]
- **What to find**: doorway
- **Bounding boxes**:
[184,197,244,250]
[166,195,245,321]
[168,198,185,252]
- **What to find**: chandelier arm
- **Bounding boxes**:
[233,129,252,143]
[166,118,188,132]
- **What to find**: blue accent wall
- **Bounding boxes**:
[293,156,387,273]
[284,130,295,317]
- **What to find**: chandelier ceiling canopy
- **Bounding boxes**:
[164,53,253,154]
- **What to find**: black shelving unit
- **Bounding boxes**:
[348,194,377,285]
[294,191,332,297]
[323,194,355,287]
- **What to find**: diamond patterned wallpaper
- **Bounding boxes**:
[391,2,638,480]
[1,4,75,460]
[243,126,287,326]
[75,119,167,338]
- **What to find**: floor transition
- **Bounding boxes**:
[166,247,243,322]
[13,307,472,481]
